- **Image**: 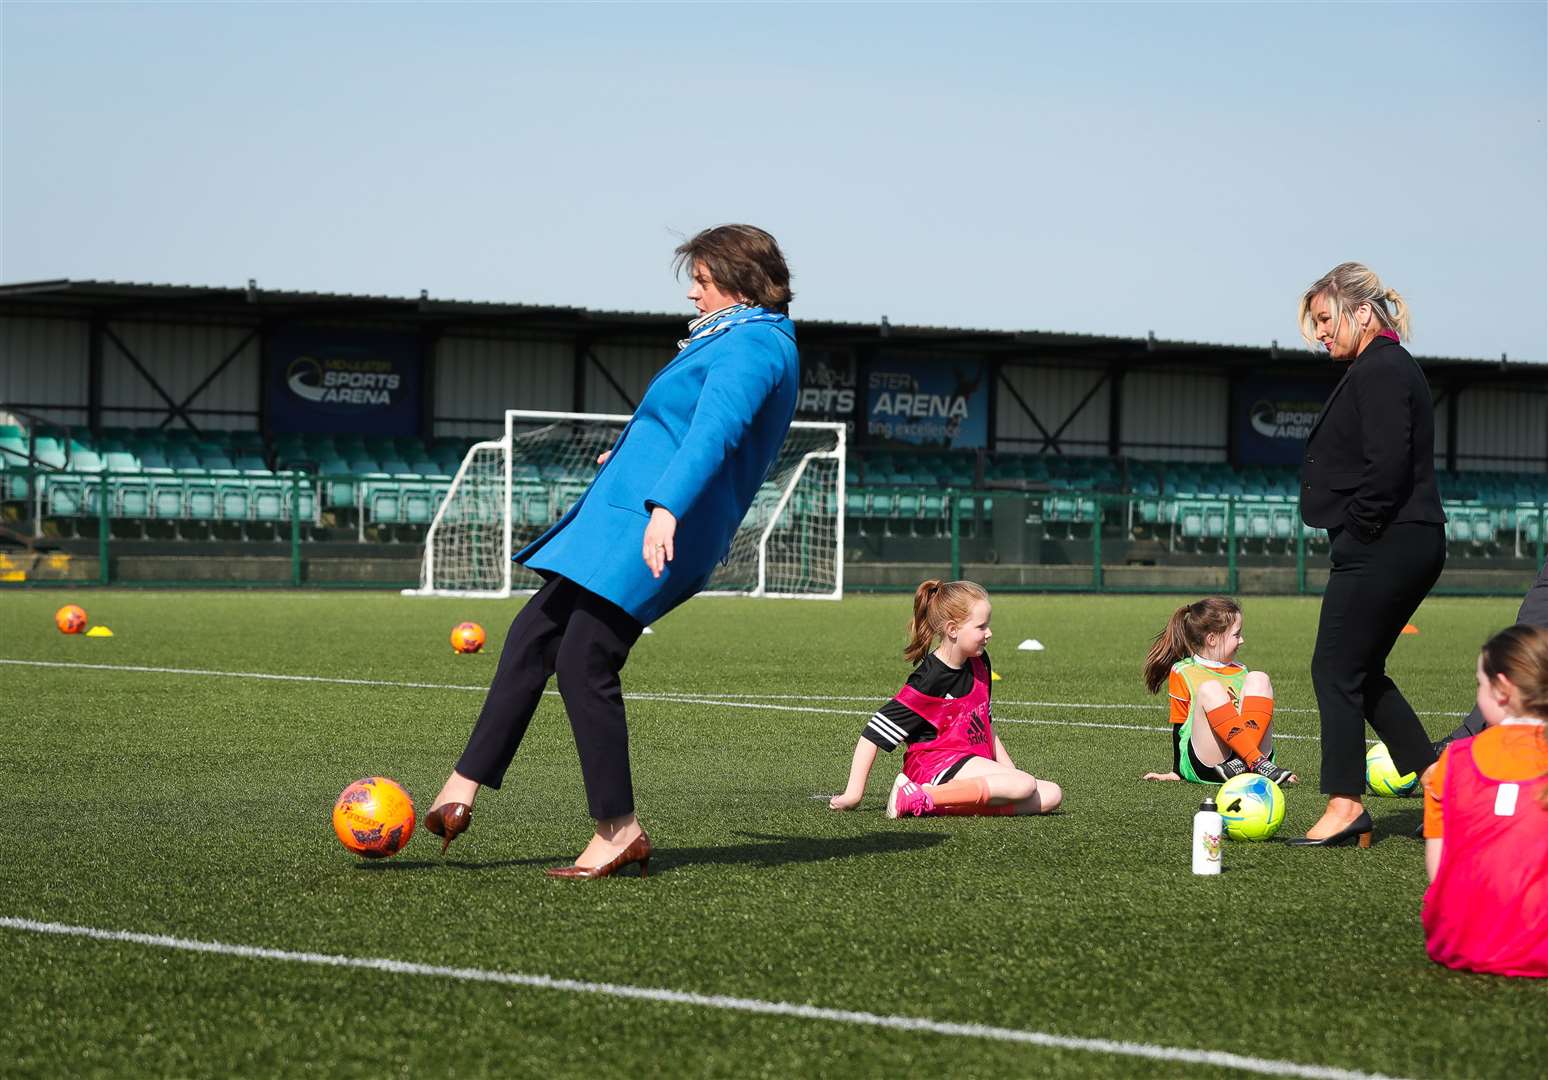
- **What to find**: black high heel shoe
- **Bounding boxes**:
[423,803,473,854]
[1285,810,1373,848]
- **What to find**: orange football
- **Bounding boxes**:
[451,621,486,654]
[55,604,87,634]
[331,777,416,858]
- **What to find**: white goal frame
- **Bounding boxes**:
[404,409,845,602]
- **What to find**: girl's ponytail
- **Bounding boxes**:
[905,580,943,664]
[1143,605,1193,694]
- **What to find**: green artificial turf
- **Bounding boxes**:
[1,589,1544,1078]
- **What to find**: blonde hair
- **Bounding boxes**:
[905,579,989,664]
[1142,596,1242,694]
[1298,262,1411,348]
[1478,624,1548,810]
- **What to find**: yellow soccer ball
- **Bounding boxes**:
[1365,742,1418,797]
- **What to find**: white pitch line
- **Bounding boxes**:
[0,659,1310,741]
[0,658,1463,741]
[0,917,1403,1080]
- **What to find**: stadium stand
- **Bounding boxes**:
[3,424,1546,554]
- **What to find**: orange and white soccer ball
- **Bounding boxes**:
[451,621,486,654]
[331,777,416,858]
[55,604,87,634]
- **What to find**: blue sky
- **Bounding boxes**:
[3,2,1544,361]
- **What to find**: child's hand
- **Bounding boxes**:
[828,792,861,811]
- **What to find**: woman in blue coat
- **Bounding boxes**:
[424,225,800,878]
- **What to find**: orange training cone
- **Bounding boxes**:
[1401,624,1420,635]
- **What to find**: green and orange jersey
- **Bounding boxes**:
[1168,656,1249,728]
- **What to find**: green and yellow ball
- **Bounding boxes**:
[1216,773,1286,841]
[1365,742,1418,797]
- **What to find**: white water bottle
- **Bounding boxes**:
[1192,797,1223,876]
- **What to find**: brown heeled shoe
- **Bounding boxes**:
[423,803,473,854]
[545,832,652,880]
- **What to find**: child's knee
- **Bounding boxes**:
[1008,770,1040,802]
[1036,779,1063,813]
[1195,680,1229,709]
[1016,779,1061,814]
[1244,671,1273,697]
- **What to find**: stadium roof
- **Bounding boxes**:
[1,278,1539,379]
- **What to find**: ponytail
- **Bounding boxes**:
[1381,286,1412,341]
[905,580,944,664]
[904,579,989,665]
[1142,595,1243,694]
[1143,606,1193,694]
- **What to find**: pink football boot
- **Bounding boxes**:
[886,774,936,818]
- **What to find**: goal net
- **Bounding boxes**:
[406,410,845,602]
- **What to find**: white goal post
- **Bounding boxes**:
[404,409,846,602]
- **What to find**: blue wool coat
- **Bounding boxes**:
[518,307,799,625]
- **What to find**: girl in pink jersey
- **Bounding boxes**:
[1421,625,1548,977]
[828,579,1062,818]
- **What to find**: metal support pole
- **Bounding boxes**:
[948,489,961,580]
[1295,505,1307,594]
[1226,496,1238,594]
[1538,505,1546,575]
[290,471,302,586]
[1091,493,1104,591]
[99,468,111,585]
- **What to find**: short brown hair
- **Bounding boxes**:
[673,224,793,313]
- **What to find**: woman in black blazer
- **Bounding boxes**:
[1291,262,1447,847]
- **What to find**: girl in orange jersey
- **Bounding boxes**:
[1422,625,1548,977]
[1141,597,1296,785]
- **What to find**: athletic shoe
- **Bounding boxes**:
[886,774,935,818]
[1211,756,1249,781]
[1251,757,1296,785]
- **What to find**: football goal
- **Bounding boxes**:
[405,410,845,602]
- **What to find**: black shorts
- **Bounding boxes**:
[1173,724,1220,785]
[932,755,976,785]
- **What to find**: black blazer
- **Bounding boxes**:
[1300,335,1446,541]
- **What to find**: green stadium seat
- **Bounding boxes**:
[251,477,287,521]
[216,476,251,520]
[145,469,185,518]
[113,476,151,517]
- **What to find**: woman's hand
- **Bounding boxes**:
[642,506,676,579]
[828,792,861,811]
[596,451,611,466]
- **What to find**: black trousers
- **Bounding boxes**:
[455,575,644,821]
[1311,521,1445,795]
[1444,560,1548,742]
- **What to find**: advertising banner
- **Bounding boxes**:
[797,349,857,427]
[1232,377,1333,465]
[865,355,989,449]
[267,328,421,435]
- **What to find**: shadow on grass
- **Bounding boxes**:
[354,830,949,876]
[1375,805,1424,846]
[355,854,567,872]
[648,830,949,875]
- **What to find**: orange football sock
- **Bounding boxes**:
[937,801,1020,816]
[924,775,991,810]
[1206,701,1264,766]
[1240,695,1274,755]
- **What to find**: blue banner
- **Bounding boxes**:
[267,328,421,435]
[1232,377,1332,466]
[865,355,989,449]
